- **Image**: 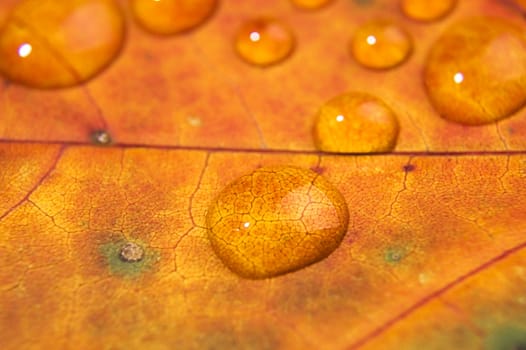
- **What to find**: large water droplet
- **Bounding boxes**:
[235,18,295,66]
[401,0,457,22]
[290,0,333,10]
[131,0,217,35]
[350,20,412,69]
[0,0,125,88]
[206,166,349,279]
[424,17,526,125]
[313,92,399,153]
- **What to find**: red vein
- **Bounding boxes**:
[172,152,210,272]
[0,145,66,221]
[1,139,526,157]
[348,240,526,349]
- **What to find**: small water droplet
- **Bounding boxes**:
[235,18,295,66]
[350,20,412,69]
[91,130,112,145]
[119,242,145,263]
[401,0,457,22]
[424,17,526,125]
[131,0,217,35]
[290,0,333,10]
[206,166,349,279]
[0,0,125,88]
[313,92,399,153]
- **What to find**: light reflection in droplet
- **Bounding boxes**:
[453,72,464,84]
[313,92,399,153]
[17,43,32,58]
[249,31,261,42]
[350,20,412,69]
[243,222,250,228]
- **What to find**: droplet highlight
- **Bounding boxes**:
[235,18,295,66]
[206,166,349,279]
[401,0,457,22]
[131,0,217,35]
[350,20,412,69]
[313,92,400,153]
[17,43,32,58]
[290,0,333,10]
[424,17,526,125]
[0,0,125,88]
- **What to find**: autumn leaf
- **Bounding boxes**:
[1,0,526,151]
[1,0,526,349]
[1,145,526,349]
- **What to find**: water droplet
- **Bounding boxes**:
[235,18,295,66]
[206,166,349,279]
[0,0,125,88]
[312,92,400,153]
[290,0,333,10]
[350,20,412,69]
[119,242,145,262]
[401,0,457,22]
[424,17,526,125]
[131,0,217,35]
[91,130,112,145]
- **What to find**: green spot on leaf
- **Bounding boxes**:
[485,325,526,350]
[99,240,159,278]
[384,246,406,264]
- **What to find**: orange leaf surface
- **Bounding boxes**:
[1,0,526,349]
[0,0,525,151]
[1,145,526,349]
